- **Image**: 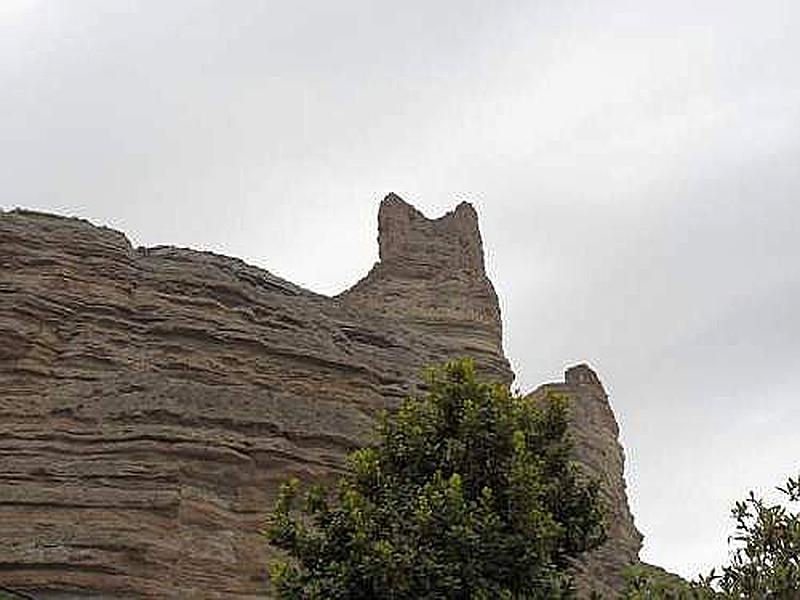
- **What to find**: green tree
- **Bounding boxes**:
[621,475,800,599]
[265,359,606,599]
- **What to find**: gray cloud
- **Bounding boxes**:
[2,0,799,579]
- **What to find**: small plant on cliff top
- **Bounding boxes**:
[264,359,606,599]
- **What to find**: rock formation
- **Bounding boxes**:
[340,194,508,380]
[528,365,643,597]
[0,195,639,598]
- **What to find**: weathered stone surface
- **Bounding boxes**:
[340,195,508,379]
[528,364,643,598]
[0,196,639,598]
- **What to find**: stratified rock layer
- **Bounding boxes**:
[0,196,638,598]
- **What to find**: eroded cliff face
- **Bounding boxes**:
[0,195,639,598]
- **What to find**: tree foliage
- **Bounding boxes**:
[712,474,800,597]
[265,359,605,599]
[622,475,800,599]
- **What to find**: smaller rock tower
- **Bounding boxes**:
[528,364,643,597]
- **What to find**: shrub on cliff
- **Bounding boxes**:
[265,359,606,599]
[622,475,800,599]
[621,564,717,599]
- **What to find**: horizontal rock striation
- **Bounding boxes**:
[0,196,639,598]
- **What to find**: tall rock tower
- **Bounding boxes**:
[339,194,511,384]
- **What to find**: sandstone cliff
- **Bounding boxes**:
[0,196,639,598]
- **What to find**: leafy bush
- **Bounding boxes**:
[265,359,605,599]
[712,474,800,597]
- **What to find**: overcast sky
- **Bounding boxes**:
[2,0,799,579]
